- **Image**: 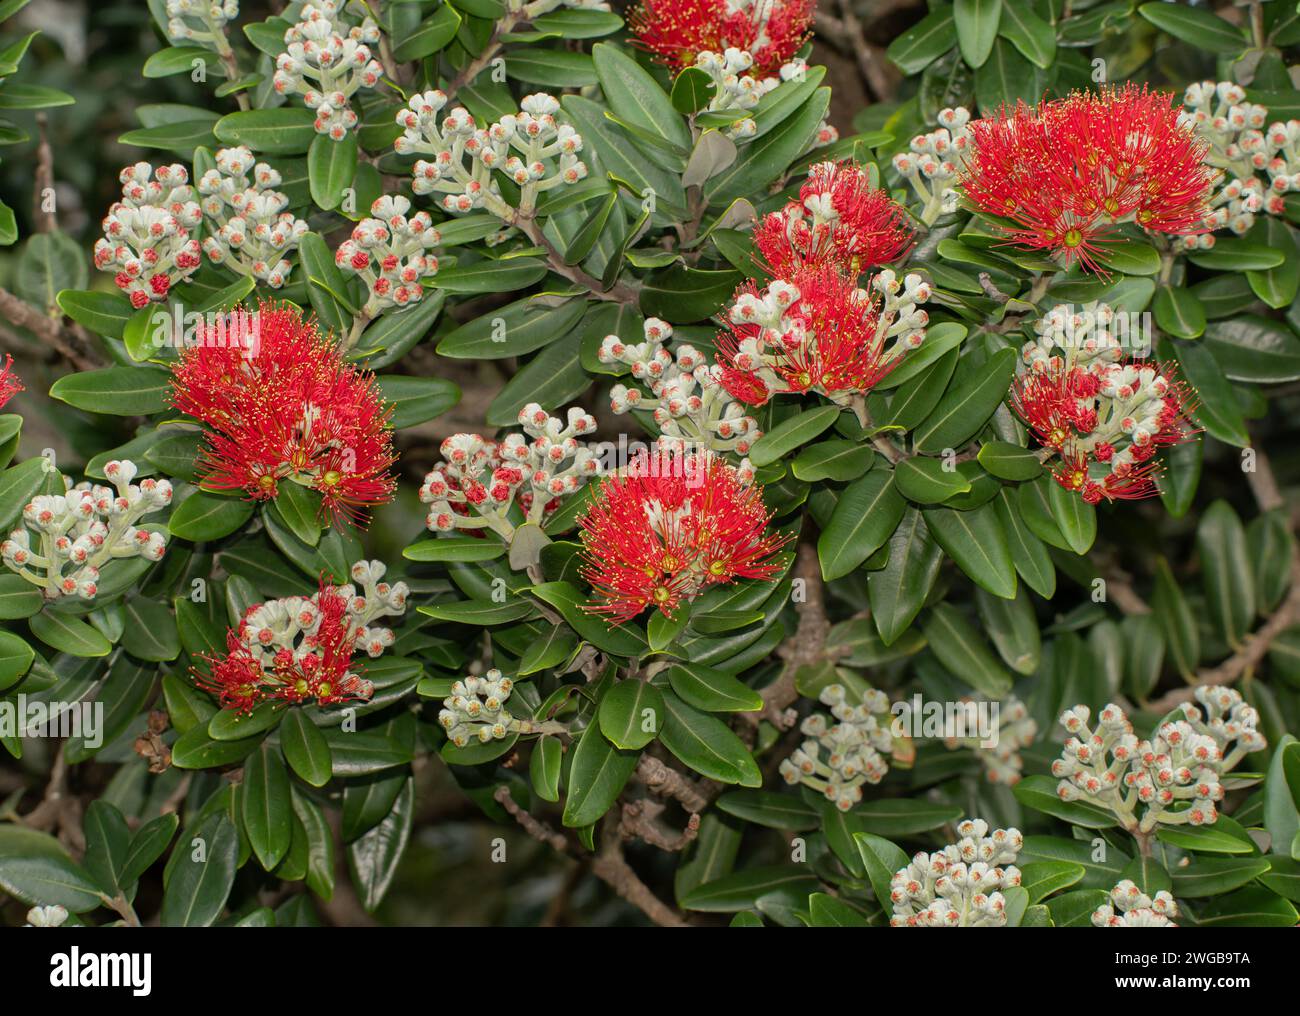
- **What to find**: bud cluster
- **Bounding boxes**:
[1,461,171,602]
[690,51,835,146]
[335,194,441,316]
[1052,687,1267,834]
[889,819,1023,927]
[1013,302,1196,503]
[271,0,383,140]
[197,146,309,288]
[892,107,971,226]
[395,91,586,219]
[601,317,760,460]
[779,683,900,811]
[93,163,203,308]
[1092,880,1179,927]
[1178,81,1300,249]
[420,404,600,540]
[942,695,1038,785]
[438,667,568,747]
[197,560,408,713]
[166,0,239,48]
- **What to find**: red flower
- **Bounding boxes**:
[958,85,1215,273]
[0,355,23,409]
[1011,356,1198,503]
[579,450,789,623]
[169,301,396,527]
[754,160,914,276]
[715,266,916,406]
[628,0,813,77]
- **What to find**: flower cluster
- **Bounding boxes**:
[715,267,930,408]
[0,354,22,408]
[755,160,913,276]
[1092,881,1179,927]
[169,302,396,526]
[601,317,760,459]
[394,91,586,219]
[688,50,835,144]
[272,1,383,140]
[893,107,972,226]
[93,163,202,308]
[1177,81,1300,250]
[1,461,170,602]
[578,449,787,623]
[166,0,239,48]
[420,404,600,540]
[889,819,1023,927]
[1012,302,1197,503]
[437,668,568,748]
[942,695,1037,785]
[958,85,1215,272]
[197,146,309,288]
[196,561,407,713]
[778,683,901,811]
[334,195,441,317]
[628,0,813,78]
[1052,687,1267,834]
[24,905,69,928]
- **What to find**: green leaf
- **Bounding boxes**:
[868,508,942,645]
[171,725,263,769]
[808,892,870,926]
[895,456,972,503]
[955,0,1002,68]
[168,490,255,542]
[1047,480,1096,554]
[438,296,586,359]
[417,598,537,625]
[913,347,1016,453]
[1019,860,1086,904]
[29,611,112,658]
[347,776,414,911]
[377,374,461,429]
[1173,856,1273,898]
[1013,774,1118,828]
[1197,499,1255,647]
[1153,285,1206,339]
[120,596,181,661]
[530,735,564,802]
[659,691,761,786]
[240,742,291,873]
[977,441,1042,481]
[671,66,716,114]
[791,439,874,482]
[887,6,957,73]
[82,800,131,897]
[817,469,906,581]
[1152,556,1200,679]
[976,584,1040,674]
[1202,315,1300,384]
[562,720,639,828]
[679,865,819,912]
[1046,888,1108,927]
[855,799,963,836]
[748,405,840,467]
[391,3,461,60]
[716,790,819,830]
[0,826,105,912]
[666,661,762,712]
[923,602,1012,696]
[307,131,357,211]
[598,679,663,750]
[280,710,333,788]
[56,289,135,340]
[998,1,1056,68]
[49,366,171,415]
[273,482,323,547]
[1263,736,1300,857]
[160,813,239,926]
[922,502,1017,599]
[404,536,505,563]
[1156,820,1257,854]
[120,814,180,887]
[0,629,34,690]
[1137,1,1247,55]
[593,42,692,155]
[529,580,647,657]
[1190,886,1298,927]
[214,107,317,154]
[704,88,831,204]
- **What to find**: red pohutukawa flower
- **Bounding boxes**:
[754,160,915,276]
[578,450,789,623]
[0,355,23,409]
[1012,306,1199,503]
[958,85,1216,272]
[715,266,929,407]
[169,302,396,526]
[628,0,813,77]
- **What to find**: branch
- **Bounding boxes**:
[493,784,569,852]
[0,286,101,371]
[636,754,709,813]
[830,0,893,100]
[591,814,689,927]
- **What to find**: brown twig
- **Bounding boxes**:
[493,785,569,852]
[0,286,101,371]
[591,814,689,927]
[33,114,56,234]
[636,754,709,813]
[829,0,893,100]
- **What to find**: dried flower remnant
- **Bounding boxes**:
[578,449,787,623]
[334,194,441,318]
[715,267,929,410]
[1011,302,1197,503]
[958,85,1215,272]
[1092,881,1179,927]
[755,160,914,276]
[1,461,170,601]
[168,302,397,526]
[196,560,407,713]
[420,404,601,540]
[197,146,309,288]
[778,683,905,810]
[394,91,587,220]
[92,163,202,309]
[601,317,761,459]
[271,0,383,139]
[438,668,568,748]
[889,819,1023,927]
[628,0,813,78]
[1052,687,1266,835]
